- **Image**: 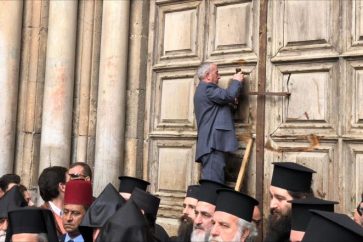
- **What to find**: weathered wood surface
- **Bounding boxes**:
[0,0,361,237]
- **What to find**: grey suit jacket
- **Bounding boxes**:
[194,80,242,161]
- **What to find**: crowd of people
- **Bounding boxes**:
[0,161,362,242]
[0,162,171,242]
[175,162,363,242]
[0,62,363,241]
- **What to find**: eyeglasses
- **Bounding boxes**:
[68,173,87,180]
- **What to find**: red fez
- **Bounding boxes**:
[64,180,93,207]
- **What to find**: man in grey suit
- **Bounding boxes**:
[194,62,244,183]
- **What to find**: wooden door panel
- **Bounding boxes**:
[270,0,340,62]
[268,61,339,137]
[344,60,363,136]
[343,142,363,213]
[152,69,197,131]
[149,139,198,194]
[344,0,363,56]
[206,0,258,62]
[154,0,204,67]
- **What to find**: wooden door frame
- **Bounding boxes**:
[256,0,268,241]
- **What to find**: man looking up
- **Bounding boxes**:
[191,180,228,242]
[194,62,245,183]
[265,162,315,242]
[60,180,93,242]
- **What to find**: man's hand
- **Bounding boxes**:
[233,72,245,82]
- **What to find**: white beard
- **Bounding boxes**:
[191,229,210,242]
[208,228,242,242]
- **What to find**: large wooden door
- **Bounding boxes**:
[145,0,363,234]
[145,0,260,231]
[265,0,363,218]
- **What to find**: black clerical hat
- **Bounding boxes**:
[186,185,200,200]
[215,189,258,222]
[302,210,363,242]
[118,176,150,193]
[288,197,338,232]
[80,183,125,228]
[5,207,58,242]
[98,199,154,242]
[0,186,27,218]
[131,188,160,220]
[198,180,229,205]
[271,162,315,192]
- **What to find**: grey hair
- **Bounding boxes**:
[37,233,48,242]
[196,62,213,81]
[237,218,258,240]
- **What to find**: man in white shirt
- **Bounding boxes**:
[38,166,68,236]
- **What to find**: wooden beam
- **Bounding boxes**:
[256,0,268,241]
[235,138,253,191]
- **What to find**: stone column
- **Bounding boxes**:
[0,1,23,174]
[15,0,48,188]
[39,1,78,173]
[94,0,130,194]
[72,0,102,169]
[124,0,150,177]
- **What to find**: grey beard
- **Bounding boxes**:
[208,228,242,242]
[191,229,210,242]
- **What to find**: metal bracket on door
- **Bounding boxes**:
[248,91,291,97]
[248,73,292,97]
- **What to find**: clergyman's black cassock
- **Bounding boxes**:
[98,199,154,242]
[0,186,27,219]
[79,183,126,241]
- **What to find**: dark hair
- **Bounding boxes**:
[69,162,93,180]
[18,184,27,194]
[0,174,21,191]
[287,188,314,200]
[38,166,67,202]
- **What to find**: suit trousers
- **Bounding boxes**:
[200,150,226,183]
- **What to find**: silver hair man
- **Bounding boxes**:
[209,217,257,242]
[11,233,48,242]
[196,62,213,81]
